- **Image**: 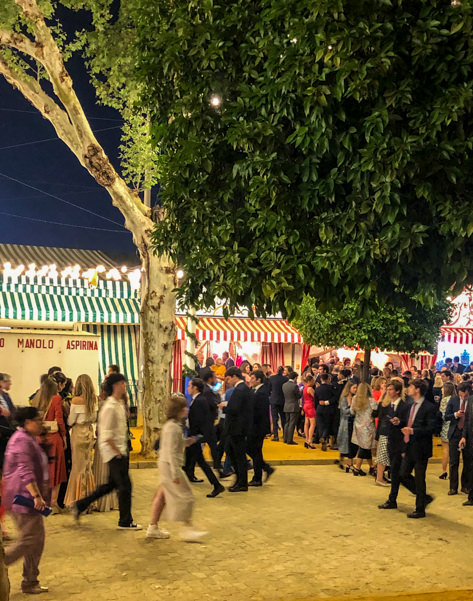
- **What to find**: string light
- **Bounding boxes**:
[177,269,184,280]
[210,94,222,108]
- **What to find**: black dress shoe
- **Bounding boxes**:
[207,484,225,498]
[272,437,279,442]
[407,511,426,519]
[187,476,204,483]
[264,466,275,482]
[461,487,470,494]
[463,499,473,506]
[286,441,298,445]
[219,470,233,479]
[425,494,435,506]
[228,485,248,492]
[378,501,397,510]
[248,480,262,487]
[448,489,458,496]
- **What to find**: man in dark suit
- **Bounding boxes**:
[314,373,335,451]
[398,379,436,518]
[268,367,288,441]
[223,367,254,492]
[201,370,222,472]
[459,389,473,506]
[445,381,471,495]
[185,378,224,498]
[378,379,409,511]
[0,373,16,468]
[452,356,465,375]
[247,370,275,486]
[282,372,301,445]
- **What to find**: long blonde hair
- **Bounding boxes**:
[352,382,373,412]
[371,376,387,392]
[74,374,97,418]
[32,377,58,415]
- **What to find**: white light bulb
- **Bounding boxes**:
[210,94,222,108]
[177,269,184,280]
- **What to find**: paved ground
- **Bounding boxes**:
[5,464,473,601]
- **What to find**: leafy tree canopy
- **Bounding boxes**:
[293,296,452,355]
[133,0,473,317]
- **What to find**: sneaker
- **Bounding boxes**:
[146,524,170,539]
[118,523,143,531]
[180,527,208,542]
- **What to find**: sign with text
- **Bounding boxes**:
[0,330,100,406]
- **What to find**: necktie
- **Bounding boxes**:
[458,400,466,430]
[404,403,417,443]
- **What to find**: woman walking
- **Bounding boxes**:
[373,384,399,487]
[439,381,455,480]
[302,375,316,449]
[351,383,377,476]
[32,377,66,513]
[3,407,49,594]
[64,375,98,510]
[337,381,358,472]
[147,393,207,542]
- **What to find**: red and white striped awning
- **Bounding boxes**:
[440,326,473,345]
[441,326,473,345]
[174,316,303,344]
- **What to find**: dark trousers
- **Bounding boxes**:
[76,455,133,526]
[449,430,468,492]
[226,435,248,487]
[388,447,403,504]
[317,409,333,441]
[400,448,429,512]
[247,435,270,482]
[283,412,299,443]
[270,405,285,438]
[185,442,219,488]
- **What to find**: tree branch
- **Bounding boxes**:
[7,0,150,223]
[0,28,42,59]
[0,55,78,151]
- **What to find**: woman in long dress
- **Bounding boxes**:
[350,382,378,476]
[146,393,207,542]
[337,380,358,472]
[91,386,118,512]
[32,376,67,513]
[64,375,97,510]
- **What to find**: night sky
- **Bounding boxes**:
[0,56,137,257]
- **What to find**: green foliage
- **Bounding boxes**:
[293,296,452,354]
[132,0,473,317]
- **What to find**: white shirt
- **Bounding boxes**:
[410,398,424,422]
[254,384,264,392]
[98,396,128,463]
[391,397,402,411]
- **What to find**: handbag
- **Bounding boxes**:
[43,397,58,433]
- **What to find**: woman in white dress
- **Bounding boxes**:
[146,393,207,542]
[64,375,97,510]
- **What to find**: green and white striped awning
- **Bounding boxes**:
[0,290,140,324]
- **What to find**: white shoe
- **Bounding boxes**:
[117,523,143,531]
[180,527,208,543]
[146,524,170,539]
[375,480,390,487]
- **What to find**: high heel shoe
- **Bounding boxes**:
[439,472,448,480]
[353,467,366,477]
[345,465,353,473]
[304,442,309,449]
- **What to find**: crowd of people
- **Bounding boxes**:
[2,351,473,594]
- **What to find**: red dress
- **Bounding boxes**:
[302,385,316,419]
[45,394,67,488]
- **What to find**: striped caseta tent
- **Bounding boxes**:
[0,245,305,403]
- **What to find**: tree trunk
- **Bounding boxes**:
[138,241,176,456]
[362,348,371,383]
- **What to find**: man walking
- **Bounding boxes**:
[268,367,288,441]
[185,378,224,498]
[314,373,336,451]
[72,373,141,530]
[445,381,471,495]
[282,372,301,445]
[399,379,436,518]
[247,370,274,486]
[224,367,253,492]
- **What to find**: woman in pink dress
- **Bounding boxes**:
[302,374,316,449]
[32,376,67,513]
